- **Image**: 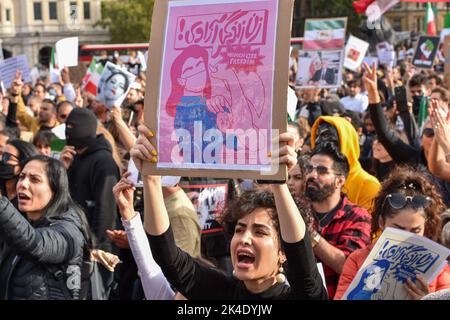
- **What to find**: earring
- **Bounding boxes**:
[232,269,236,277]
[275,266,286,284]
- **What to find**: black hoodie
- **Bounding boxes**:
[67,134,120,252]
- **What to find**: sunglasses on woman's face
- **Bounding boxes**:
[385,193,431,210]
[1,152,19,163]
[422,128,434,138]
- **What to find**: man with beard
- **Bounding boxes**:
[304,145,372,299]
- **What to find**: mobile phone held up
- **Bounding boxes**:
[394,86,408,113]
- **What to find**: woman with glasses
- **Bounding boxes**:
[0,140,39,209]
[334,166,450,299]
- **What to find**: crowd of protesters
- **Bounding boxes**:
[0,38,449,301]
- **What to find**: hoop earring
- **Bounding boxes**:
[275,266,286,284]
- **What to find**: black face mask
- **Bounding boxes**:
[0,162,17,180]
[65,134,97,149]
[315,122,340,149]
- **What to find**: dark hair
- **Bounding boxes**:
[408,74,427,88]
[371,165,444,242]
[34,83,46,92]
[347,79,362,88]
[21,155,92,247]
[310,143,350,178]
[7,139,39,166]
[56,100,75,113]
[42,99,57,110]
[431,87,449,103]
[99,69,130,95]
[33,131,57,148]
[427,73,443,87]
[221,190,279,238]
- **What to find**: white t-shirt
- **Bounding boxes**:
[340,94,369,113]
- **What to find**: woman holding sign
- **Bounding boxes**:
[130,124,327,300]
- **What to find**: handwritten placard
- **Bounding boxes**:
[0,55,32,88]
[342,227,450,300]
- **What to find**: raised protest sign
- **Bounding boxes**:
[96,61,136,109]
[0,55,32,88]
[376,42,396,69]
[342,227,450,300]
[143,0,294,180]
[412,36,440,69]
[55,37,79,68]
[303,17,347,50]
[344,35,369,71]
[295,50,343,89]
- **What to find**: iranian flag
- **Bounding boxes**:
[82,58,103,96]
[424,2,437,36]
[441,12,450,43]
[49,47,60,83]
[303,18,347,50]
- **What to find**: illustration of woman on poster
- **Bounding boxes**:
[347,259,391,300]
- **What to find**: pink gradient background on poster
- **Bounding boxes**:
[158,0,277,166]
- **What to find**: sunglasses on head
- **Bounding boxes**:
[385,193,431,210]
[2,152,19,163]
[305,164,336,175]
[422,128,434,138]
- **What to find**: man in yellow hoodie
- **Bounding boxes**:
[311,116,380,212]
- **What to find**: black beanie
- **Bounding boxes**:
[65,108,98,149]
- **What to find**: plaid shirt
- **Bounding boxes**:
[313,195,372,299]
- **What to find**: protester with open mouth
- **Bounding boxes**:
[130,124,328,300]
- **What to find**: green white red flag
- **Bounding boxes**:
[424,2,437,36]
[303,18,347,50]
[82,58,103,96]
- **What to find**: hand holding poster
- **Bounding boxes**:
[296,50,343,89]
[342,227,450,300]
[143,0,294,180]
[0,55,32,88]
[412,36,440,69]
[344,35,369,71]
[97,62,136,109]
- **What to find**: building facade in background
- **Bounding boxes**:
[0,0,109,67]
[385,1,450,32]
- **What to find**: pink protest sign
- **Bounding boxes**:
[144,0,294,180]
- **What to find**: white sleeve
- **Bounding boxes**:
[122,214,175,300]
[63,83,76,103]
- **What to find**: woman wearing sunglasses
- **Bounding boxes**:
[334,167,450,300]
[0,140,39,209]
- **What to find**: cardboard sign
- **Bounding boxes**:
[97,61,136,109]
[0,55,32,88]
[342,227,450,300]
[295,50,343,89]
[143,0,294,180]
[412,36,440,69]
[344,35,369,71]
[56,37,79,68]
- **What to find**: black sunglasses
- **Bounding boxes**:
[305,164,336,175]
[385,193,431,210]
[2,152,20,163]
[422,128,434,138]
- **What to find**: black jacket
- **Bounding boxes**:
[67,134,120,252]
[149,226,328,300]
[0,197,88,300]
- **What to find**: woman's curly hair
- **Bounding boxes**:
[371,165,444,242]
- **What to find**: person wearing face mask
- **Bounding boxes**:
[60,108,120,253]
[0,140,39,209]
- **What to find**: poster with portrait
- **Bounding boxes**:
[143,0,294,180]
[342,227,450,300]
[412,36,440,69]
[97,61,136,109]
[343,35,369,72]
[295,50,343,89]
